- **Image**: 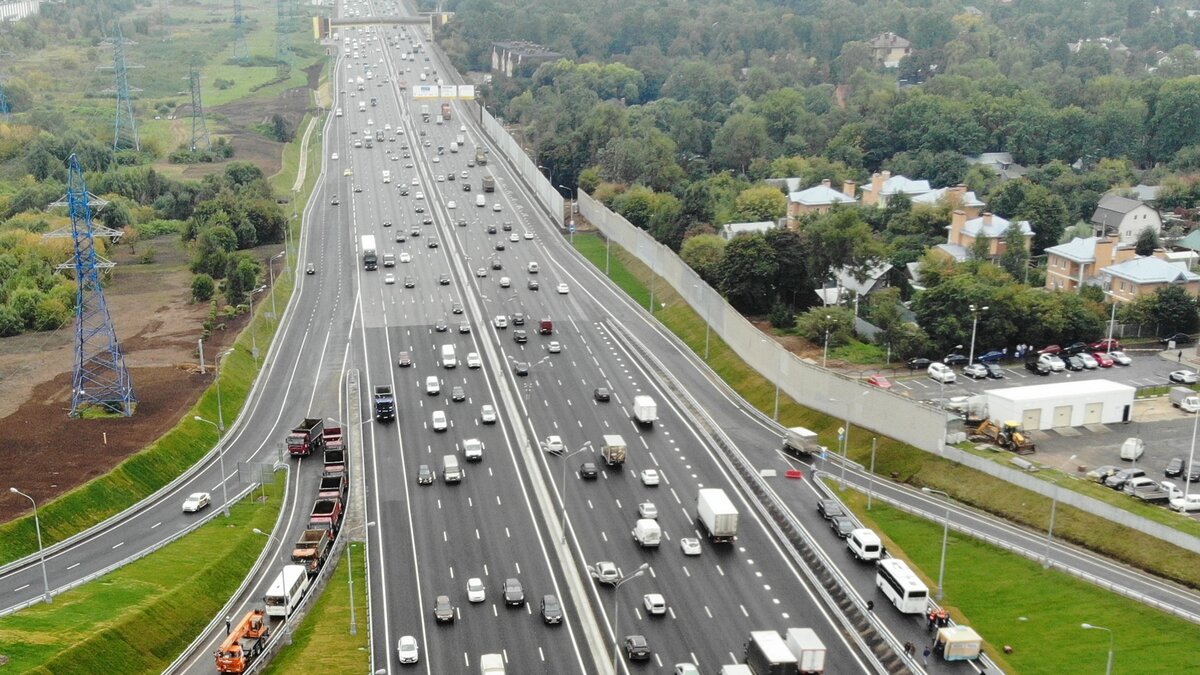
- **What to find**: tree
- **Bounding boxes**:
[768,302,796,329]
[1016,185,1070,254]
[795,306,855,349]
[1152,286,1200,335]
[710,114,773,174]
[765,228,814,310]
[0,305,22,337]
[802,209,885,286]
[1149,78,1200,164]
[718,234,778,313]
[680,234,726,286]
[1134,226,1160,256]
[192,274,215,302]
[999,221,1031,281]
[733,186,787,221]
[224,254,260,307]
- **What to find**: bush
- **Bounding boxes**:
[191,274,215,302]
[768,302,796,329]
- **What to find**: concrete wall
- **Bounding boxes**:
[0,0,39,22]
[578,190,949,453]
[476,105,564,223]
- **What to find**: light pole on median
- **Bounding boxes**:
[921,487,951,601]
[214,348,233,435]
[966,304,989,366]
[557,442,592,543]
[537,164,553,186]
[1081,623,1115,675]
[194,416,231,517]
[1044,453,1078,567]
[10,487,51,604]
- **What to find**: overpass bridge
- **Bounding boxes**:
[330,14,439,26]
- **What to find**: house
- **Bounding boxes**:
[936,210,1034,262]
[787,179,857,221]
[965,152,1028,182]
[1090,194,1162,245]
[817,262,894,309]
[1107,184,1161,205]
[491,41,561,77]
[869,32,911,68]
[1043,235,1132,293]
[1103,256,1200,302]
[860,171,931,208]
[911,185,986,217]
[721,221,777,240]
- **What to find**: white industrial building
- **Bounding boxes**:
[985,380,1134,430]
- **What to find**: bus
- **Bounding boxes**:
[264,565,310,618]
[875,558,929,614]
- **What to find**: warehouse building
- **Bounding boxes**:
[984,380,1134,430]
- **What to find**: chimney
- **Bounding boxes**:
[1094,235,1116,268]
[821,178,831,188]
[866,172,886,206]
[949,210,966,245]
[842,180,857,199]
[982,212,993,227]
[1114,236,1137,265]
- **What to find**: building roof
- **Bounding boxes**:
[1177,229,1200,252]
[986,379,1134,404]
[831,262,893,296]
[1130,184,1161,202]
[869,32,911,49]
[1103,256,1200,285]
[492,41,561,59]
[721,221,776,240]
[965,153,1028,181]
[1091,194,1149,228]
[935,243,970,262]
[862,174,931,199]
[765,177,803,193]
[962,213,1033,239]
[790,184,856,207]
[912,187,985,209]
[1045,236,1099,264]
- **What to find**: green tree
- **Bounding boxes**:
[8,287,43,328]
[1149,78,1200,163]
[795,306,855,349]
[711,114,773,174]
[224,254,261,307]
[0,305,22,337]
[192,274,216,302]
[999,222,1031,281]
[1016,185,1070,254]
[802,209,885,286]
[1134,226,1160,256]
[768,302,796,329]
[733,186,787,221]
[680,234,726,286]
[1152,285,1200,334]
[718,234,778,313]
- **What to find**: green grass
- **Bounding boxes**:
[838,488,1200,675]
[0,478,284,674]
[263,542,370,674]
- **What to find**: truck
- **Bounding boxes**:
[538,318,553,335]
[291,528,333,575]
[1126,478,1178,504]
[214,609,270,674]
[745,630,799,675]
[308,497,344,531]
[783,426,822,458]
[633,395,658,426]
[362,234,378,270]
[440,102,452,119]
[374,385,396,422]
[317,473,347,500]
[934,625,983,662]
[632,518,661,547]
[784,628,826,674]
[383,252,396,267]
[287,418,326,456]
[382,169,391,183]
[323,447,346,478]
[482,174,495,192]
[696,488,739,543]
[970,420,1036,454]
[323,425,345,452]
[601,434,627,466]
[475,147,488,165]
[479,653,505,675]
[420,104,430,119]
[1170,386,1200,413]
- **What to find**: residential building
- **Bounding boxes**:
[936,210,1034,262]
[787,179,857,220]
[1103,256,1200,302]
[491,41,561,77]
[1090,194,1162,245]
[911,185,986,218]
[721,221,777,240]
[860,170,931,208]
[965,152,1028,182]
[869,32,911,68]
[816,262,894,309]
[1043,235,1131,293]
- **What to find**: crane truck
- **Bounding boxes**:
[214,609,270,674]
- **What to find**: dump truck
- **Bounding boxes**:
[323,425,344,450]
[291,528,333,575]
[696,488,739,543]
[318,473,347,500]
[482,174,495,192]
[784,628,826,674]
[287,418,325,457]
[934,625,983,662]
[969,420,1035,454]
[475,147,488,165]
[308,497,344,531]
[214,609,270,674]
[1171,386,1200,413]
[633,395,658,426]
[361,234,377,270]
[745,630,799,675]
[374,385,396,422]
[440,102,451,120]
[783,427,822,458]
[601,434,627,466]
[323,447,346,478]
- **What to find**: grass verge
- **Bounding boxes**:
[0,478,284,674]
[571,232,1200,590]
[837,488,1200,674]
[263,542,370,674]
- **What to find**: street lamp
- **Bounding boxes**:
[537,164,553,185]
[1043,453,1078,567]
[267,252,285,319]
[823,315,832,368]
[9,487,51,604]
[558,183,576,244]
[1105,293,1118,354]
[248,285,267,365]
[194,415,231,517]
[213,348,233,435]
[601,562,649,674]
[557,442,592,543]
[966,304,989,366]
[1081,623,1115,675]
[761,338,782,421]
[921,487,951,601]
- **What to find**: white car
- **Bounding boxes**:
[476,267,488,277]
[926,362,956,383]
[182,492,211,513]
[331,152,339,160]
[524,231,533,240]
[509,233,519,242]
[397,635,419,664]
[1038,353,1065,372]
[643,593,667,615]
[591,561,620,585]
[400,252,411,263]
[447,200,456,209]
[460,170,469,179]
[548,341,561,354]
[343,168,353,176]
[1077,353,1099,369]
[384,273,396,285]
[637,501,658,519]
[499,277,511,288]
[1109,350,1133,365]
[467,352,482,369]
[415,191,424,200]
[481,404,497,424]
[962,363,988,379]
[493,315,508,329]
[466,577,486,603]
[1170,370,1200,384]
[431,410,448,431]
[437,174,445,182]
[674,665,700,675]
[544,435,564,453]
[679,537,701,556]
[640,468,661,486]
[411,177,419,185]
[492,203,501,211]
[556,283,569,294]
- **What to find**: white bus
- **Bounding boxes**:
[875,558,929,614]
[264,564,310,617]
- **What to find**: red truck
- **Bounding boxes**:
[539,318,553,335]
[440,102,451,120]
[287,418,326,456]
[308,497,343,531]
[318,474,347,500]
[323,425,344,451]
[291,528,333,575]
[323,447,346,478]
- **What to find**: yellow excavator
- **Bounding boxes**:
[971,420,1036,455]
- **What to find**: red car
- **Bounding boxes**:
[866,374,893,389]
[1038,344,1063,355]
[1092,352,1114,368]
[1090,338,1121,352]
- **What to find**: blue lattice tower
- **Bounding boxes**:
[57,155,137,417]
[187,67,211,151]
[275,0,291,80]
[98,26,143,151]
[233,0,248,62]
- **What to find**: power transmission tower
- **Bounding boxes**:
[275,0,290,80]
[233,0,248,62]
[99,26,143,151]
[47,155,137,418]
[187,67,210,151]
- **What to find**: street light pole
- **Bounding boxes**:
[1044,453,1078,567]
[823,315,832,368]
[609,563,649,674]
[866,437,878,510]
[10,487,51,604]
[558,443,591,543]
[967,304,988,366]
[248,285,266,366]
[1081,623,1115,675]
[1106,296,1118,354]
[921,487,951,601]
[194,415,231,517]
[1186,408,1200,501]
[214,348,233,435]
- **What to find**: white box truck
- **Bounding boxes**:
[696,488,739,543]
[721,667,754,675]
[1170,386,1200,412]
[632,519,661,547]
[601,434,627,465]
[784,628,826,674]
[633,395,657,426]
[934,625,982,661]
[745,630,798,675]
[783,426,822,458]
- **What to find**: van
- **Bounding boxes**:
[441,344,457,368]
[382,253,396,267]
[463,438,483,462]
[476,195,486,207]
[1120,437,1144,461]
[442,455,462,483]
[425,375,440,395]
[449,142,458,153]
[479,653,505,675]
[335,107,343,117]
[632,519,661,547]
[847,528,883,561]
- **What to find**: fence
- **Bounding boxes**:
[476,104,564,223]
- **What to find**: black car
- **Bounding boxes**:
[817,498,845,520]
[451,386,465,401]
[624,635,651,661]
[305,263,315,275]
[435,319,448,332]
[422,217,433,225]
[503,578,525,606]
[495,242,506,251]
[1025,359,1052,375]
[417,464,434,485]
[982,362,1005,379]
[1188,464,1200,483]
[458,322,471,334]
[330,195,340,205]
[540,594,563,625]
[382,221,392,228]
[528,279,539,290]
[395,233,407,242]
[829,515,855,538]
[433,595,455,622]
[457,219,467,227]
[502,221,513,231]
[512,313,526,326]
[410,227,421,236]
[491,260,503,270]
[1162,332,1194,345]
[513,361,529,376]
[594,387,611,402]
[943,353,970,367]
[428,240,439,248]
[487,224,497,234]
[414,205,425,213]
[404,276,415,288]
[579,461,598,479]
[1064,341,1090,354]
[906,357,932,370]
[438,273,450,285]
[1063,355,1085,371]
[1166,457,1185,478]
[513,330,528,344]
[463,183,471,191]
[451,302,463,314]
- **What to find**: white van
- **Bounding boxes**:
[476,195,486,207]
[847,528,883,561]
[479,653,505,675]
[425,375,440,395]
[441,344,457,368]
[632,519,661,547]
[442,455,462,483]
[335,107,343,117]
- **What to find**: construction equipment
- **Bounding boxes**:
[214,609,270,674]
[970,420,1036,454]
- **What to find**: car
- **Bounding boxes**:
[1188,464,1200,483]
[1038,353,1065,372]
[674,665,701,675]
[1086,464,1120,483]
[384,273,396,285]
[447,173,455,181]
[642,593,666,615]
[1109,350,1133,365]
[509,233,519,242]
[400,252,411,263]
[487,224,497,234]
[624,635,651,661]
[433,595,455,622]
[829,514,856,538]
[943,353,969,366]
[353,185,363,193]
[513,330,528,344]
[513,361,529,375]
[481,404,497,424]
[343,168,353,177]
[462,183,471,191]
[422,217,433,225]
[1166,457,1185,478]
[434,319,448,332]
[591,561,619,583]
[512,313,525,326]
[579,461,599,479]
[475,267,488,278]
[451,386,465,402]
[1091,338,1122,351]
[397,635,419,664]
[410,226,421,236]
[467,577,486,603]
[495,242,506,251]
[1038,344,1063,355]
[637,501,658,519]
[1092,352,1114,368]
[451,302,464,315]
[1077,352,1099,369]
[980,362,1004,379]
[866,374,892,389]
[491,259,503,270]
[467,352,482,369]
[1162,332,1194,345]
[492,203,501,212]
[1105,467,1146,490]
[548,341,561,354]
[927,362,956,383]
[544,435,565,453]
[503,578,525,606]
[411,176,419,185]
[557,283,569,294]
[1063,341,1090,355]
[1063,355,1084,371]
[906,357,932,370]
[458,322,471,334]
[680,537,702,556]
[382,221,392,228]
[502,222,513,231]
[331,152,339,160]
[524,231,534,240]
[541,594,564,624]
[499,276,511,288]
[397,351,413,367]
[493,315,508,329]
[817,498,845,520]
[528,279,540,290]
[305,263,315,275]
[182,492,211,513]
[404,276,416,288]
[594,387,611,402]
[396,233,407,243]
[436,174,444,182]
[460,170,469,179]
[330,195,340,205]
[432,156,440,162]
[447,200,456,209]
[431,410,447,431]
[416,464,434,485]
[1171,370,1200,384]
[640,468,661,486]
[399,186,409,196]
[428,239,441,249]
[1025,359,1052,375]
[437,273,449,285]
[963,363,989,379]
[975,350,1004,363]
